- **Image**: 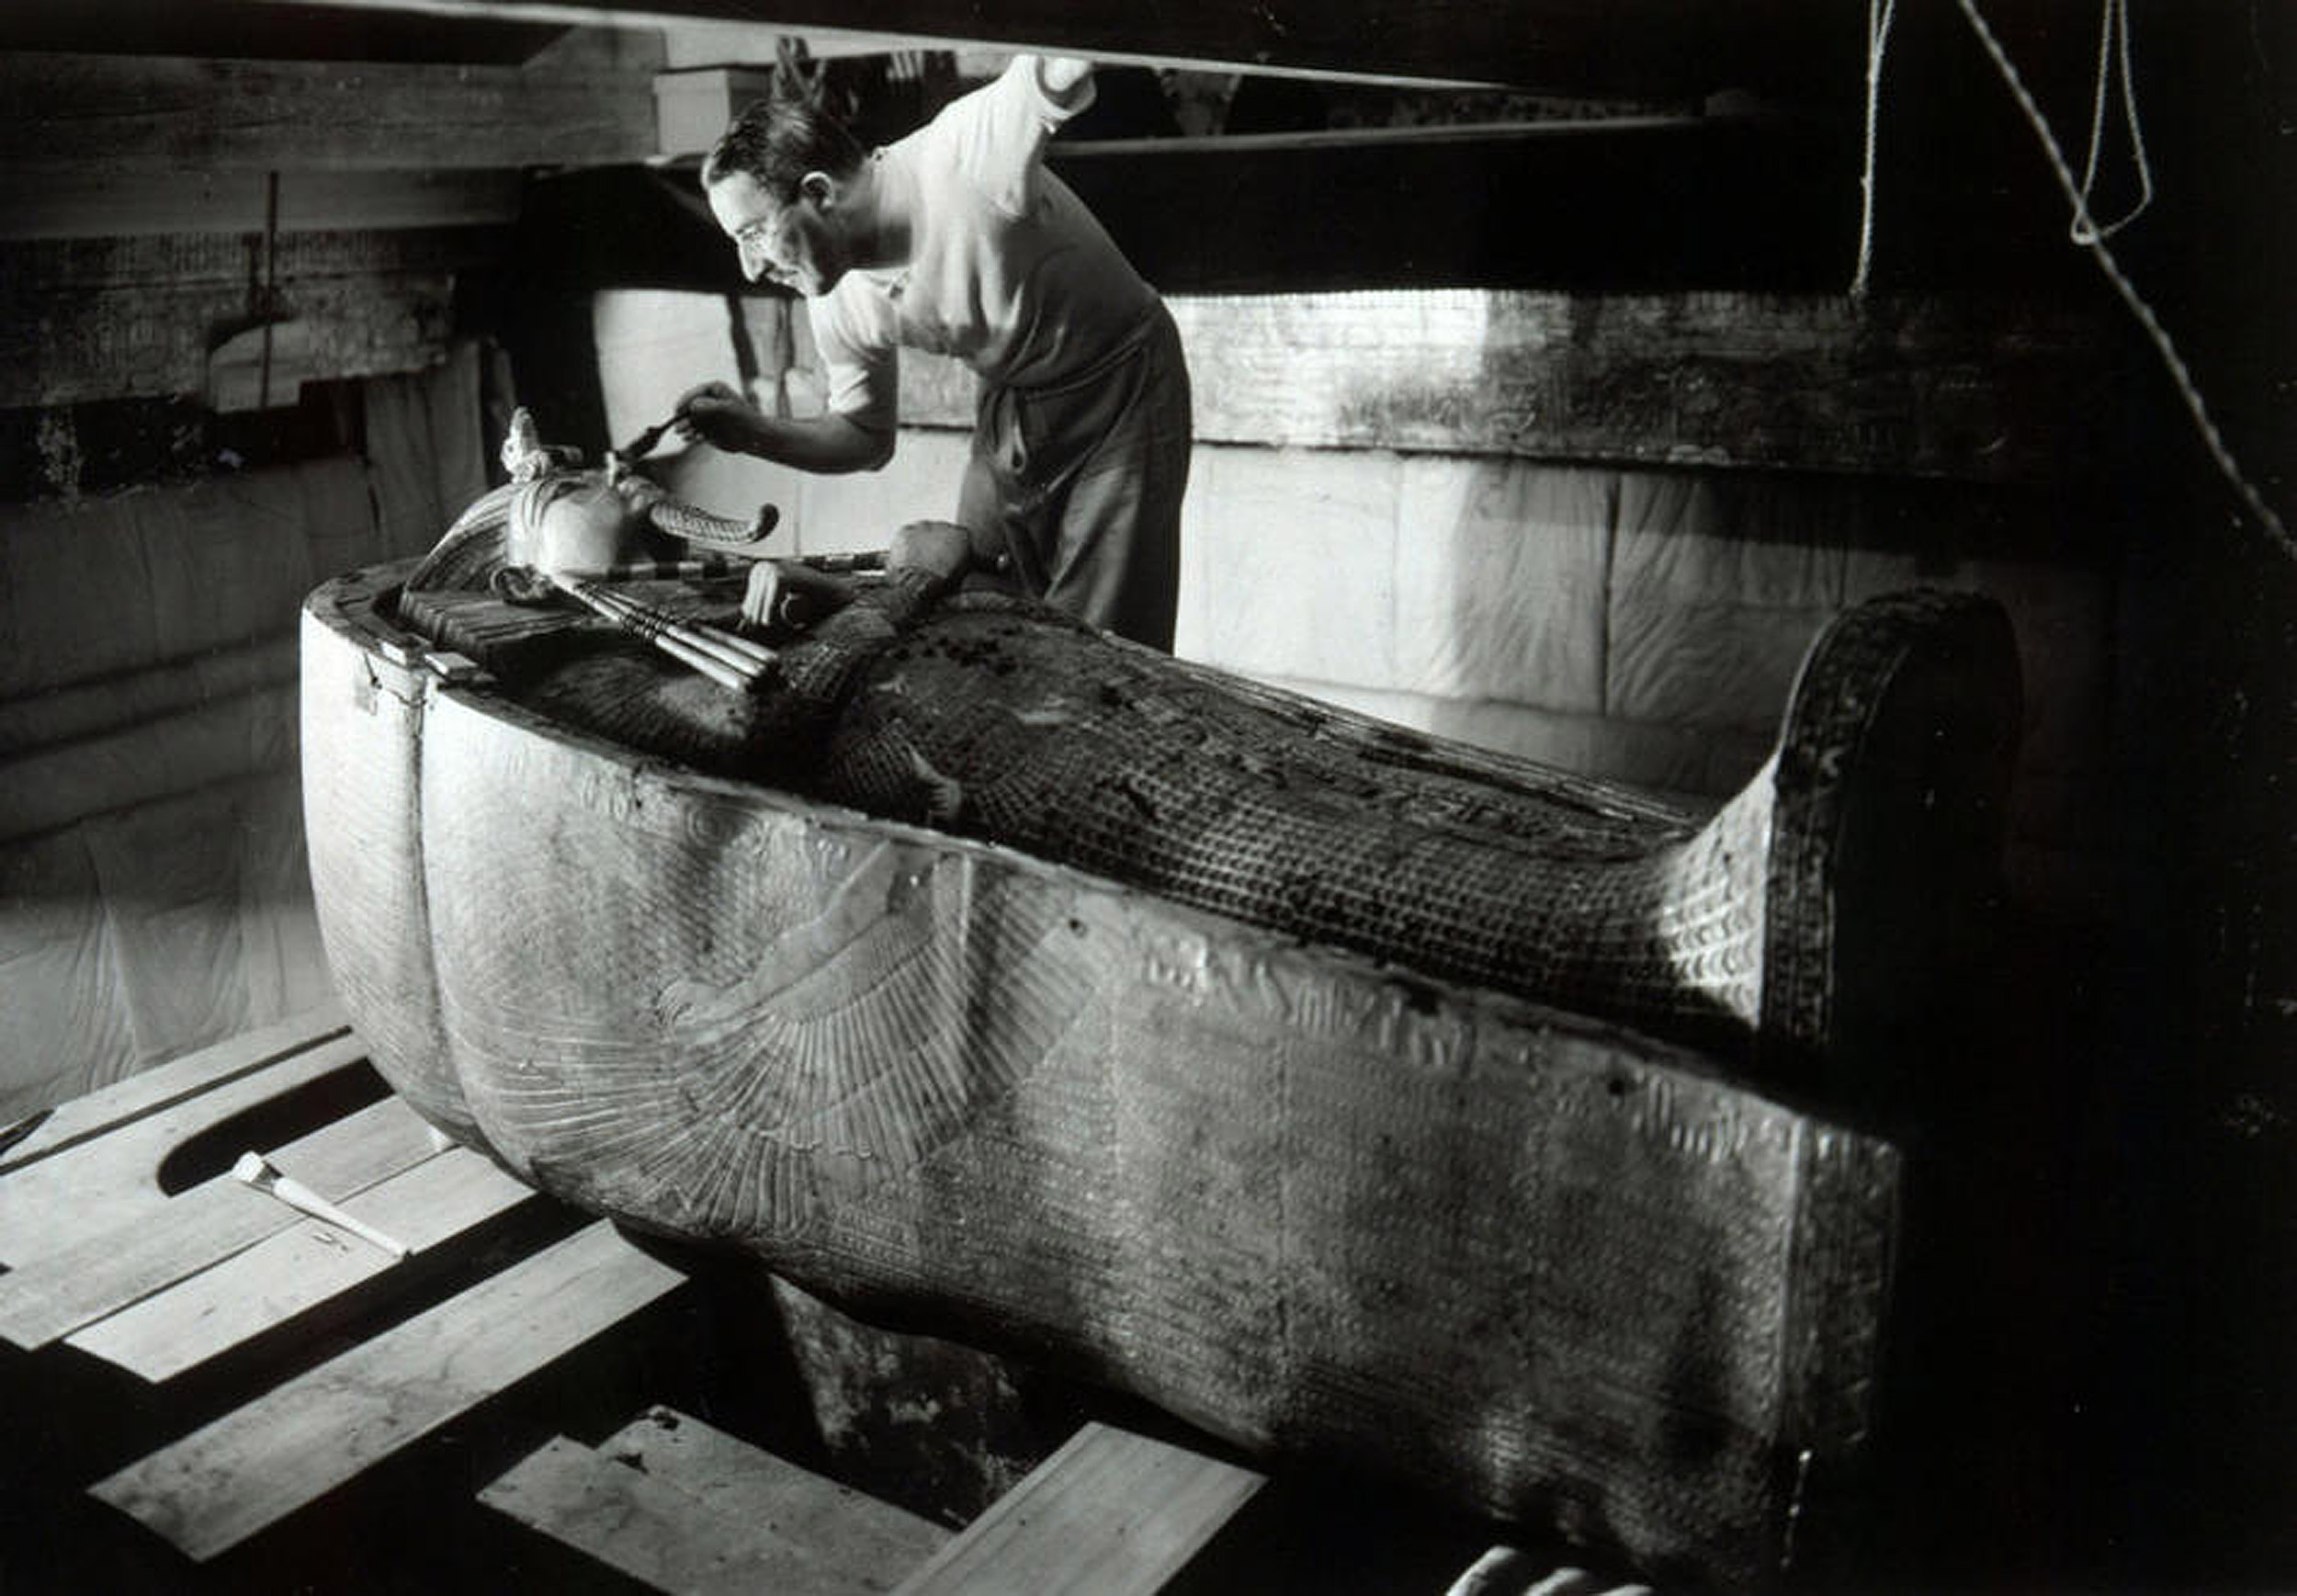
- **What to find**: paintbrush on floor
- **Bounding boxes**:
[232,1151,412,1259]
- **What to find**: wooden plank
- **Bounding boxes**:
[0,52,656,174]
[89,1219,687,1562]
[660,23,999,71]
[0,1094,438,1350]
[598,1406,950,1571]
[891,1423,1265,1596]
[65,1147,540,1384]
[484,1422,945,1594]
[0,999,345,1178]
[0,3,575,68]
[883,288,2118,485]
[1060,117,1712,157]
[246,0,1852,99]
[0,1030,373,1263]
[482,1436,836,1594]
[956,287,2110,481]
[0,168,524,241]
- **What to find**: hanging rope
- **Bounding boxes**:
[1850,0,1898,297]
[2068,0,2154,243]
[1957,0,2295,563]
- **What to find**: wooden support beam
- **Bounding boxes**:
[0,51,655,174]
[484,1436,897,1594]
[243,0,1857,99]
[0,0,574,66]
[1162,289,2122,484]
[869,287,2120,485]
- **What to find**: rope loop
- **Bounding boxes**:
[1955,0,2292,562]
[2068,0,2155,244]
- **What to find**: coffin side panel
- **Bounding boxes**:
[300,572,477,1142]
[402,669,1895,1590]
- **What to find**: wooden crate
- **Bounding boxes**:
[0,1009,1650,1594]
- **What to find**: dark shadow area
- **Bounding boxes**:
[0,383,366,505]
[155,1059,391,1194]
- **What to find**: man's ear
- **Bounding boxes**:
[799,170,838,209]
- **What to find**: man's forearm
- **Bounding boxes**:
[741,410,895,473]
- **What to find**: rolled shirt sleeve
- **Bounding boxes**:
[951,55,1098,217]
[811,277,900,434]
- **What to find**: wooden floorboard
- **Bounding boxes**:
[0,999,348,1178]
[891,1421,1267,1596]
[65,1145,540,1383]
[0,1028,372,1263]
[89,1219,686,1562]
[599,1406,951,1576]
[484,1425,937,1595]
[0,1094,438,1351]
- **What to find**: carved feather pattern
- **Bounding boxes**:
[420,765,1101,1240]
[653,842,1095,1172]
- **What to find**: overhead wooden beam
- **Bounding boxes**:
[875,288,2124,486]
[0,0,572,64]
[242,0,1860,98]
[1181,289,2125,485]
[0,51,655,174]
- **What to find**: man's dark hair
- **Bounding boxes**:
[702,85,866,200]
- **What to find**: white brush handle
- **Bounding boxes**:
[231,1152,411,1259]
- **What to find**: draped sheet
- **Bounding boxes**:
[0,347,482,1116]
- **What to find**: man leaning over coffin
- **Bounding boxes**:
[675,53,1192,653]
